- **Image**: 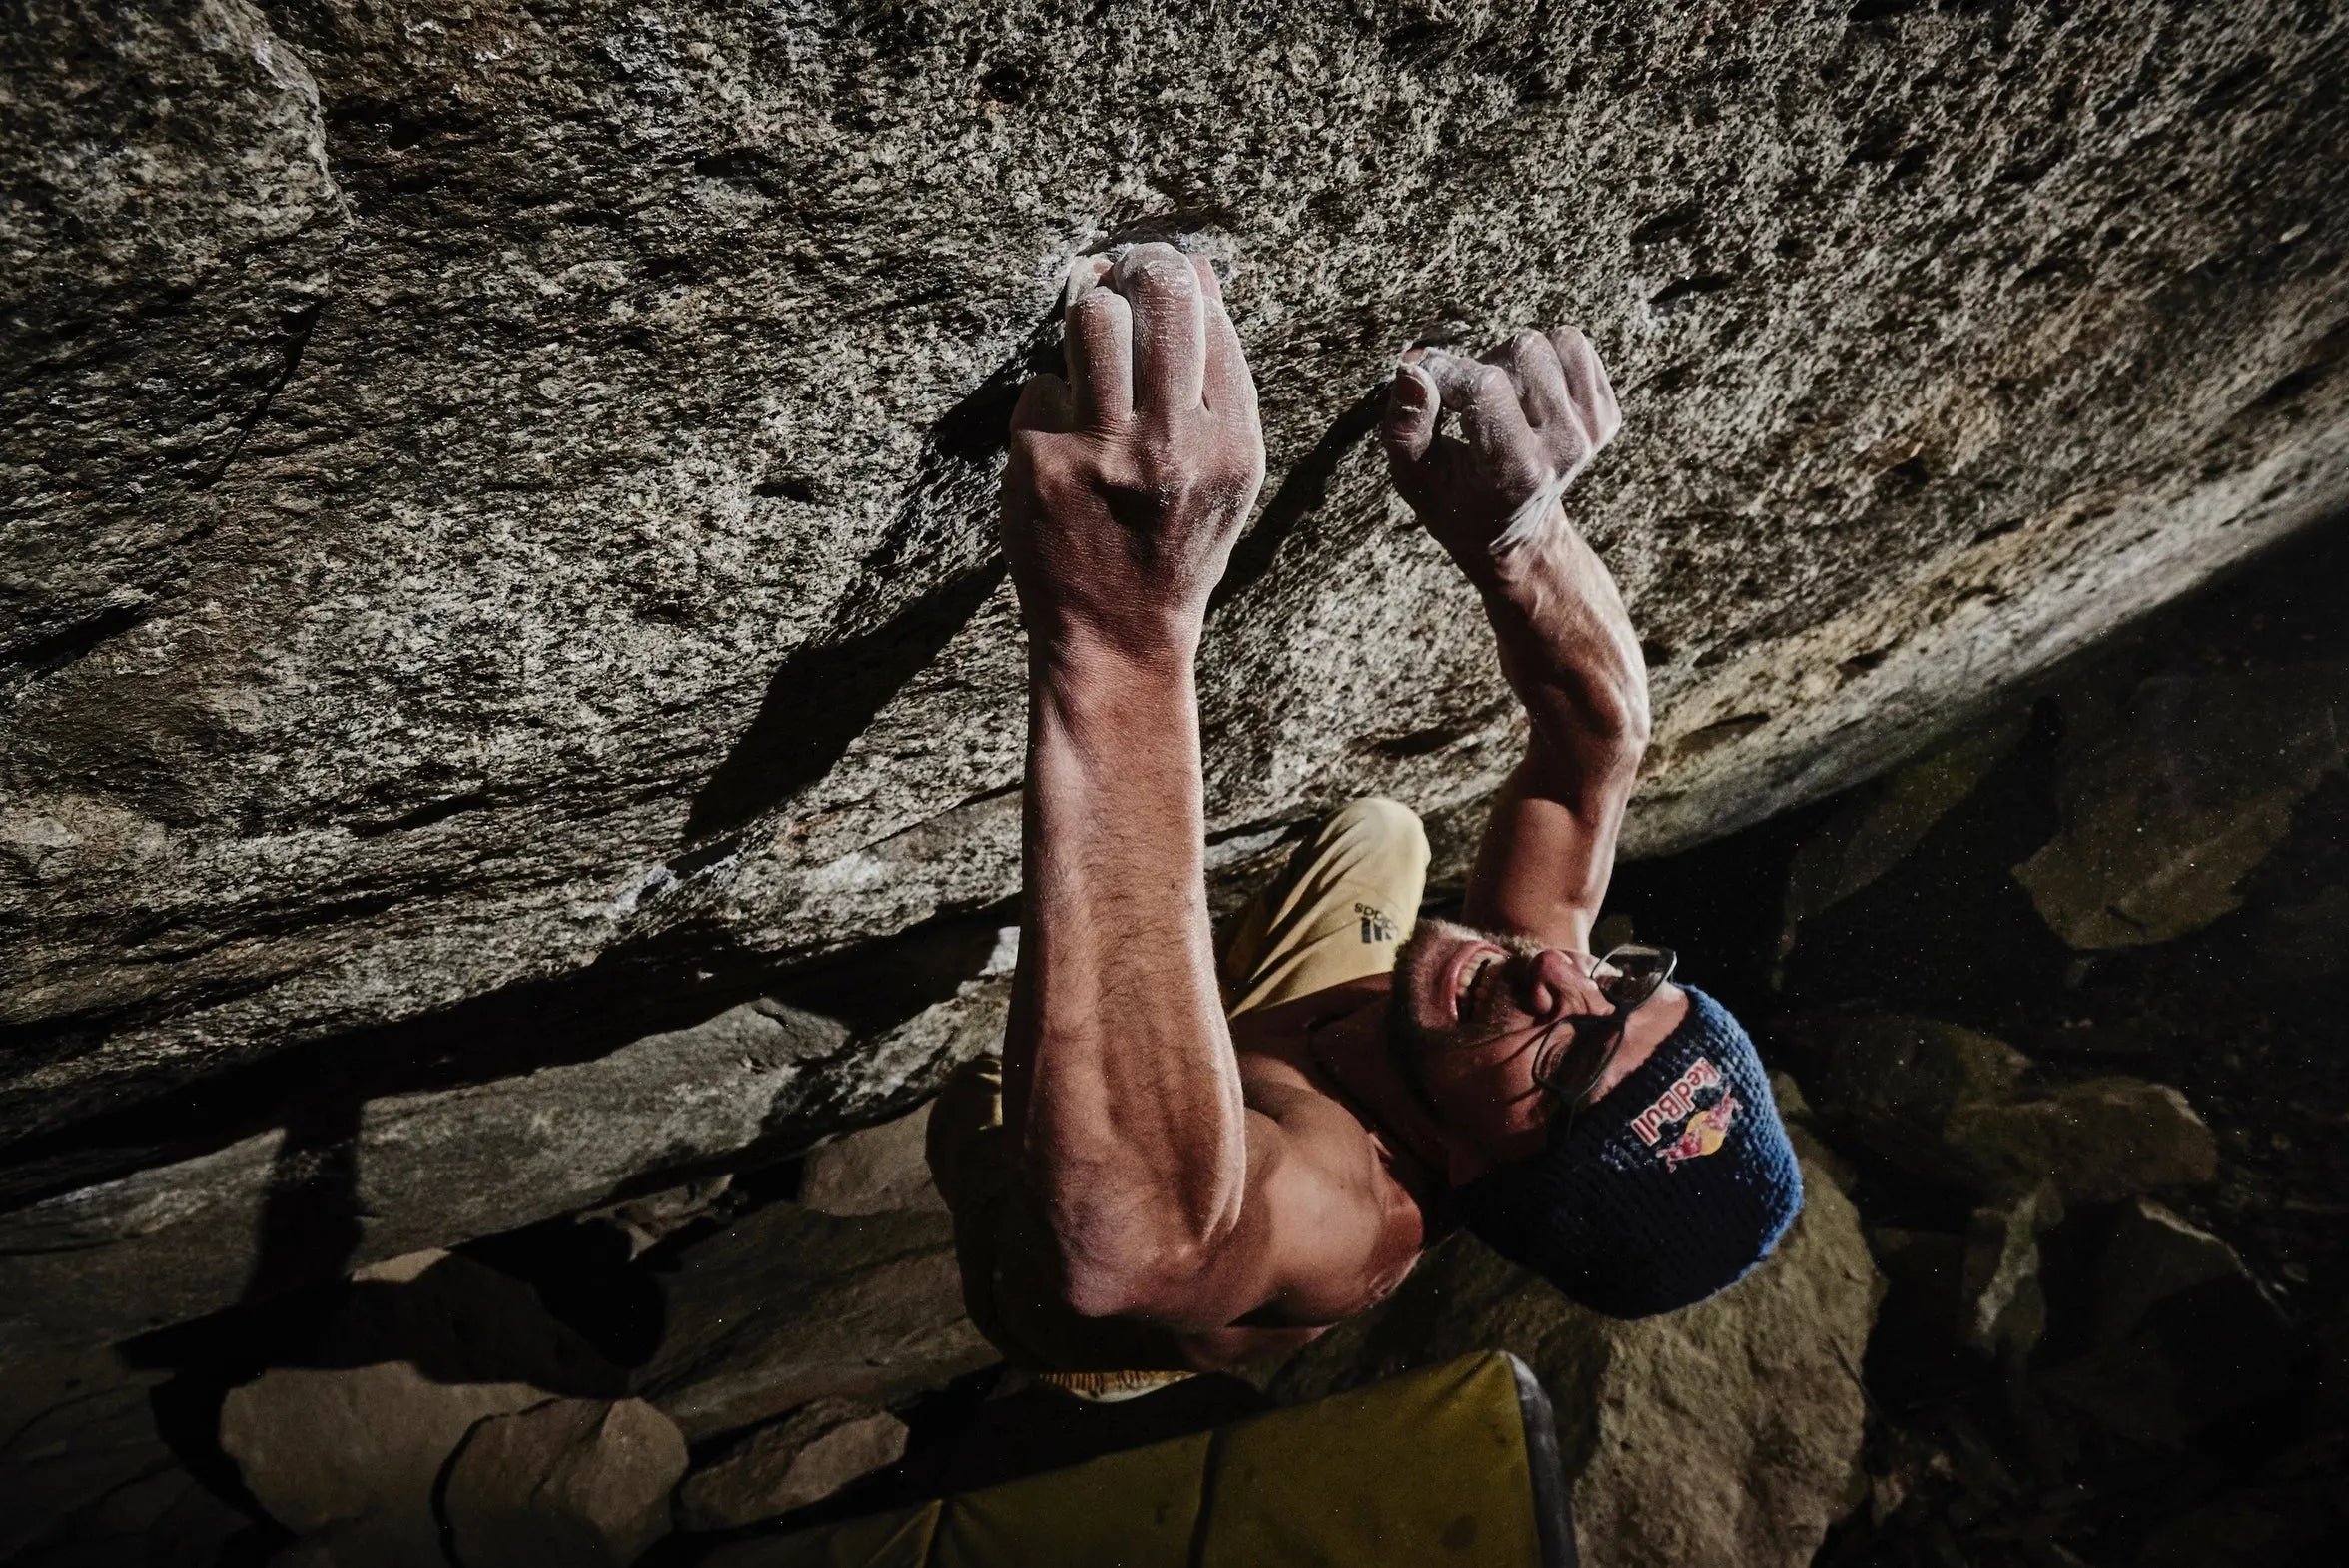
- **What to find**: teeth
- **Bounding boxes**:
[1457,952,1495,1020]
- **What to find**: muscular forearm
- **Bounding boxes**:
[1480,504,1651,782]
[1005,635,1247,1317]
[1383,331,1648,946]
[1461,521,1648,943]
[992,242,1263,1321]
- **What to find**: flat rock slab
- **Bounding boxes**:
[1271,1154,1882,1568]
[442,1397,687,1568]
[0,998,850,1357]
[220,1361,549,1565]
[6,0,2348,1184]
[637,1201,995,1442]
[676,1398,911,1532]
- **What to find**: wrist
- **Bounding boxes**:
[1029,620,1199,715]
[1027,606,1202,679]
[1475,502,1571,595]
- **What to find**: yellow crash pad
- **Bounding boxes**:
[702,1350,1574,1568]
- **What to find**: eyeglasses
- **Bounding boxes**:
[1528,944,1678,1136]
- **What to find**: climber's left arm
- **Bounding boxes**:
[996,243,1272,1321]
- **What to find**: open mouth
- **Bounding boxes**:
[1451,946,1504,1024]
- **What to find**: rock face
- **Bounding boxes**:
[1270,1155,1880,1568]
[5,1,2349,1210]
[440,1397,688,1568]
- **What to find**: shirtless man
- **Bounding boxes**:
[926,243,1802,1386]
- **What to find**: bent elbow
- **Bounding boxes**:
[1047,1213,1236,1326]
[1611,688,1653,755]
[1056,1249,1215,1325]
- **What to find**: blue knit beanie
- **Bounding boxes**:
[1454,987,1803,1318]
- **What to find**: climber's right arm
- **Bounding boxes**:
[1379,329,1648,956]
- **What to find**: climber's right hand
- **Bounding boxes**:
[1001,242,1265,661]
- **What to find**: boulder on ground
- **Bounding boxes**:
[635,1200,993,1441]
[676,1398,911,1532]
[1793,1015,2216,1203]
[220,1361,547,1565]
[441,1397,687,1568]
[0,1348,247,1568]
[1947,1078,2218,1204]
[1790,1014,2029,1187]
[1958,1183,2064,1359]
[799,1104,946,1218]
[2014,665,2349,950]
[2043,1200,2297,1447]
[1270,1156,1880,1568]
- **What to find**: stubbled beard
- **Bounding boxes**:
[1385,919,1544,1092]
[1386,920,1621,1109]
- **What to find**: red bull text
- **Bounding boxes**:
[1631,1056,1741,1170]
[1631,1057,1720,1146]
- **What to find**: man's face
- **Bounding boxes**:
[1386,918,1619,1174]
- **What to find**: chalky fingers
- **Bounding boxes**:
[1114,242,1207,415]
[1066,283,1135,428]
[1550,326,1621,450]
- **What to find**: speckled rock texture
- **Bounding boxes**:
[4,2,2348,1311]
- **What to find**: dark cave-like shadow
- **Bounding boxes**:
[1208,381,1389,614]
[239,1093,366,1305]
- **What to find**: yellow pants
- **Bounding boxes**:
[925,799,1430,1388]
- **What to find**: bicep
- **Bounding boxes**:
[1463,734,1635,951]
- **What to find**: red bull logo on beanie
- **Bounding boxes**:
[1630,1056,1740,1171]
[1656,1093,1740,1171]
